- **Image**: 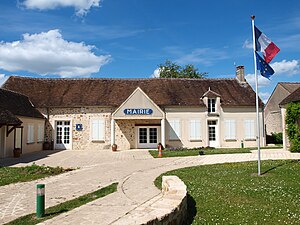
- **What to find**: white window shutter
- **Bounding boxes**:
[99,120,105,140]
[225,120,236,139]
[38,124,44,142]
[27,125,34,143]
[91,119,105,141]
[244,120,255,139]
[169,119,180,140]
[190,119,201,140]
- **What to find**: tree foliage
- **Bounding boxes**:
[286,102,300,152]
[158,60,207,78]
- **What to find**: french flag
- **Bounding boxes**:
[254,26,280,63]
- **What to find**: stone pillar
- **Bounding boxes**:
[161,119,166,148]
[111,119,115,145]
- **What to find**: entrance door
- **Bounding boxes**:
[208,120,218,147]
[55,121,71,149]
[137,126,160,148]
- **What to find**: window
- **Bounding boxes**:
[225,120,236,140]
[169,119,180,140]
[244,119,255,139]
[14,127,22,149]
[91,119,105,141]
[38,124,44,142]
[189,119,201,140]
[27,125,34,143]
[208,98,216,113]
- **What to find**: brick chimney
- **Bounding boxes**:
[236,65,246,83]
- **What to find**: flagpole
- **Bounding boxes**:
[251,15,261,176]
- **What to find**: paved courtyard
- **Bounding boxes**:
[0,149,299,224]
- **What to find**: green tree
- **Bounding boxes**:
[286,102,300,152]
[158,60,207,78]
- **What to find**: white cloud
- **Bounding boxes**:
[20,0,101,16]
[150,68,161,78]
[271,59,300,75]
[244,74,271,102]
[174,48,228,66]
[245,73,271,87]
[243,39,253,49]
[0,29,111,78]
[259,92,271,103]
[0,74,9,87]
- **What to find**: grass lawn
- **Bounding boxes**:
[5,183,118,225]
[155,160,300,225]
[149,146,283,158]
[0,164,73,186]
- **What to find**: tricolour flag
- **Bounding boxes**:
[255,25,280,63]
[255,52,274,79]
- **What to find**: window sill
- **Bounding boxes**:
[244,138,256,141]
[225,139,237,142]
[91,140,105,143]
[169,139,181,141]
[189,139,202,142]
[207,112,219,117]
[27,142,35,144]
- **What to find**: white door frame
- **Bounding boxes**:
[136,126,160,149]
[54,120,72,150]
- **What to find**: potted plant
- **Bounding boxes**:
[112,144,117,152]
[13,148,22,158]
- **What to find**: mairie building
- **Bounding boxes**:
[1,66,263,155]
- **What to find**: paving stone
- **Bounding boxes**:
[0,149,299,224]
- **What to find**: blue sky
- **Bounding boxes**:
[0,0,299,102]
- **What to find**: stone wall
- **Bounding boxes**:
[265,110,282,135]
[115,120,135,150]
[115,119,161,150]
[114,176,188,225]
[38,107,114,150]
[38,106,163,150]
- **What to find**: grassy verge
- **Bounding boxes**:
[5,182,118,225]
[0,164,73,186]
[149,146,283,158]
[149,148,251,158]
[155,160,300,225]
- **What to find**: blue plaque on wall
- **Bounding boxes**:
[76,124,83,131]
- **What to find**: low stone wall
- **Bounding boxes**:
[114,176,187,225]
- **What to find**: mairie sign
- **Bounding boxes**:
[124,108,153,115]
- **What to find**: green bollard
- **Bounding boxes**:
[36,184,45,218]
[241,140,244,149]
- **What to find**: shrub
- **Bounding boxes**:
[271,132,283,144]
[266,133,283,144]
[286,102,300,152]
[199,150,205,155]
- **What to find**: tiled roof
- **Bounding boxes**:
[0,88,45,119]
[3,76,262,108]
[280,87,300,105]
[279,82,300,93]
[0,107,22,125]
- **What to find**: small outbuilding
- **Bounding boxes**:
[0,88,45,158]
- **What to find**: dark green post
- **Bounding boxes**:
[241,140,244,149]
[36,184,45,218]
